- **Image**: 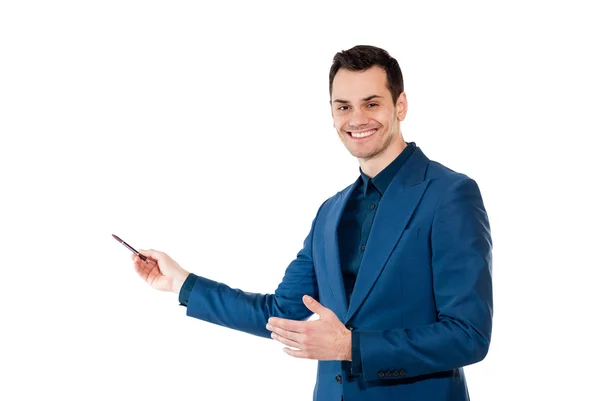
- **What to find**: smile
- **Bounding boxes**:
[347,129,377,139]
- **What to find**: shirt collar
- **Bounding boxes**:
[359,142,416,197]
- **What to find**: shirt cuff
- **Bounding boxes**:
[350,329,363,376]
[178,273,198,307]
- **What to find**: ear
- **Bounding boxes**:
[396,92,408,121]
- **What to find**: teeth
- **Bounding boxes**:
[350,129,376,138]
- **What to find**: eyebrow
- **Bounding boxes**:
[332,95,383,104]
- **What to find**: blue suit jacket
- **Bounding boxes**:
[186,146,493,401]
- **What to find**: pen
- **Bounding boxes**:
[112,234,148,262]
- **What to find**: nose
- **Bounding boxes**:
[348,108,369,128]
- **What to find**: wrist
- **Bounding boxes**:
[342,328,352,361]
[172,270,190,294]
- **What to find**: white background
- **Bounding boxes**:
[1,1,599,400]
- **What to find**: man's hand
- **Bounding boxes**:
[266,295,351,361]
[131,249,189,293]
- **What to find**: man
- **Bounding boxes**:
[131,45,493,401]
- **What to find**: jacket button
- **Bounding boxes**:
[385,371,392,377]
[378,371,385,378]
[335,374,342,384]
[399,369,406,377]
[392,370,400,377]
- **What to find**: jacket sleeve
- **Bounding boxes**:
[354,177,493,381]
[185,201,325,339]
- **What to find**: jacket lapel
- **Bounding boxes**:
[323,177,360,318]
[344,148,431,323]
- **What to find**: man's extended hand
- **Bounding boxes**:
[266,295,351,361]
[131,249,189,294]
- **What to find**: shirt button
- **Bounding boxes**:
[335,374,342,384]
[360,245,366,251]
[369,203,376,210]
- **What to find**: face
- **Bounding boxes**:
[330,66,407,162]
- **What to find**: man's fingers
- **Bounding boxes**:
[132,255,157,277]
[271,332,301,349]
[132,254,148,266]
[302,295,330,317]
[138,249,161,260]
[132,259,149,279]
[268,317,307,334]
[283,347,308,359]
[267,323,305,343]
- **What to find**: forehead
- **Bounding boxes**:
[331,66,391,101]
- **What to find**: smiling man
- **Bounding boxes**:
[131,45,493,401]
[331,66,406,178]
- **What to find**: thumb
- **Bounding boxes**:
[138,248,161,260]
[303,295,329,317]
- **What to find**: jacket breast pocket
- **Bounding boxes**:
[401,226,422,240]
[397,226,431,259]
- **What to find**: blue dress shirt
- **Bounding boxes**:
[338,142,416,304]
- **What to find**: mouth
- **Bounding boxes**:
[346,128,377,140]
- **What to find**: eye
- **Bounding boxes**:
[367,103,378,108]
[338,105,349,111]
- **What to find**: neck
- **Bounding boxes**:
[359,135,407,178]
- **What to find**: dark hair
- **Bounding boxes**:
[329,45,404,104]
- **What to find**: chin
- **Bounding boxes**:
[349,148,377,160]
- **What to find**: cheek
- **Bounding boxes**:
[372,108,392,119]
[332,117,346,131]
